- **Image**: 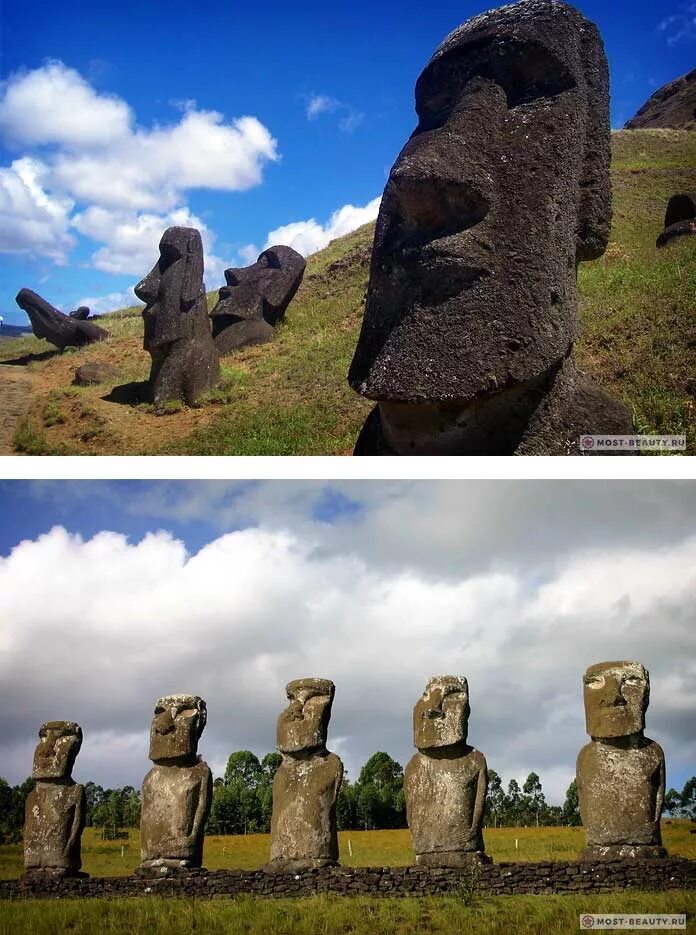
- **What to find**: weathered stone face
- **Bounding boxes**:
[211,245,306,354]
[349,0,631,454]
[24,721,86,877]
[140,694,212,872]
[405,677,489,866]
[413,676,469,750]
[657,192,696,247]
[134,226,220,406]
[583,661,648,739]
[148,694,206,763]
[32,721,82,780]
[578,661,667,860]
[268,678,343,871]
[15,289,109,350]
[277,678,335,755]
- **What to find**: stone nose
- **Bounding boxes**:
[388,166,490,242]
[599,677,627,707]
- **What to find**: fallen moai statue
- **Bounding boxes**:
[15,289,109,350]
[210,246,306,354]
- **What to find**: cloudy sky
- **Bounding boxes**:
[1,0,695,323]
[0,480,694,805]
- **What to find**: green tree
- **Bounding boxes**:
[485,769,505,827]
[522,772,546,826]
[680,777,696,821]
[224,751,263,788]
[562,778,581,826]
[336,777,358,830]
[355,752,406,829]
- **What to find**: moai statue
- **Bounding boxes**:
[69,306,91,320]
[134,227,220,406]
[404,677,489,866]
[139,694,212,874]
[577,661,667,860]
[210,246,306,355]
[656,192,696,247]
[16,289,108,350]
[23,721,87,878]
[267,678,343,871]
[348,0,632,455]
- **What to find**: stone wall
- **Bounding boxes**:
[2,859,694,900]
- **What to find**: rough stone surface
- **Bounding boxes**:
[69,307,91,320]
[134,227,220,406]
[404,677,489,867]
[140,695,212,872]
[74,362,121,386]
[268,679,343,871]
[3,858,694,900]
[348,0,631,455]
[625,68,696,131]
[210,246,306,355]
[23,722,86,878]
[657,193,696,248]
[577,662,667,861]
[15,289,109,351]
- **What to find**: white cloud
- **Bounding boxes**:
[0,61,132,148]
[305,93,364,133]
[0,157,74,263]
[0,520,694,802]
[242,195,380,260]
[658,3,696,43]
[76,290,142,316]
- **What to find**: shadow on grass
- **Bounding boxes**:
[102,381,150,405]
[1,350,60,366]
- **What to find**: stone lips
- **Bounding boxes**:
[578,661,666,861]
[211,245,306,354]
[15,289,109,351]
[134,226,220,406]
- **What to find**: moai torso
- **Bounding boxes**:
[24,783,85,872]
[405,748,487,857]
[23,720,86,877]
[404,676,489,866]
[578,661,667,859]
[139,694,212,871]
[269,752,343,864]
[140,761,212,864]
[267,678,343,871]
[578,739,665,850]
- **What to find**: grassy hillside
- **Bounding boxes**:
[2,129,695,455]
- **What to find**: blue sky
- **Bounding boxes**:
[0,480,694,807]
[0,0,694,325]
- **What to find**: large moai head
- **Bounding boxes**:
[148,694,207,763]
[349,0,611,453]
[212,246,306,327]
[32,721,83,781]
[583,661,649,739]
[135,227,205,351]
[277,678,335,755]
[414,676,470,751]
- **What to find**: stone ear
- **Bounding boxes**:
[182,230,204,305]
[576,25,611,262]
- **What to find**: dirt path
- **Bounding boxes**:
[0,365,33,454]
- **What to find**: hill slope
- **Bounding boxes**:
[625,68,696,130]
[1,129,695,455]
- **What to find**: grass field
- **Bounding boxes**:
[1,129,695,456]
[2,891,695,935]
[1,822,695,880]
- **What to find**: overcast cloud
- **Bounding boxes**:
[1,481,694,804]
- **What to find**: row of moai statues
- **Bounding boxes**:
[23,661,667,879]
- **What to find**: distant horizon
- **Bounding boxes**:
[1,0,694,324]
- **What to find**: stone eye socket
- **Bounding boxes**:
[416,38,577,130]
[585,676,605,689]
[177,707,198,718]
[623,677,643,687]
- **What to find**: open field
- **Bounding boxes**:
[2,892,695,935]
[1,129,695,455]
[1,822,694,880]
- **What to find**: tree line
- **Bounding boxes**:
[2,754,695,843]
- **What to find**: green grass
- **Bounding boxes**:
[2,823,694,881]
[1,891,695,935]
[2,130,695,454]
